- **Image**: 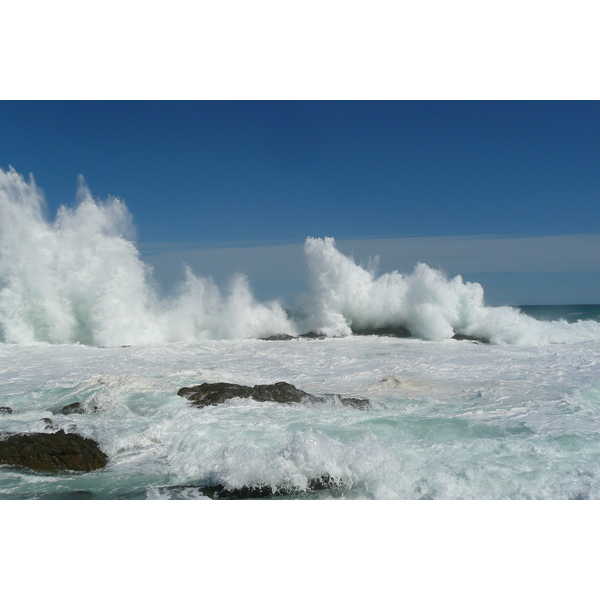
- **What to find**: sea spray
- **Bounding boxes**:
[303,236,600,345]
[2,168,600,347]
[0,168,294,345]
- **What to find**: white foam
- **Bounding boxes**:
[0,168,295,345]
[303,236,600,345]
[2,168,599,347]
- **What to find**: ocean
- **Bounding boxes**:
[2,167,600,500]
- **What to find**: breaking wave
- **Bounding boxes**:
[1,168,599,346]
[0,168,294,345]
[303,237,600,344]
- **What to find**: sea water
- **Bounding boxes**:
[2,167,600,499]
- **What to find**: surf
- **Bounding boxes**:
[1,167,599,346]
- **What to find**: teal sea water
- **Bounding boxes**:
[518,304,600,323]
[1,304,600,500]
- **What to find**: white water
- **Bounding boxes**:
[1,167,600,347]
[0,168,294,345]
[303,237,600,344]
[2,336,600,499]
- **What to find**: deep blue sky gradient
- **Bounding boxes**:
[1,101,599,304]
[2,101,599,244]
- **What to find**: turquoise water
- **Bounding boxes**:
[2,318,600,500]
[518,304,600,323]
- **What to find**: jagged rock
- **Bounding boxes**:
[58,402,85,415]
[178,381,371,410]
[260,334,296,341]
[178,381,313,407]
[298,331,326,339]
[0,407,13,414]
[0,430,108,472]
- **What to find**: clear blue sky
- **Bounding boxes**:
[1,101,599,304]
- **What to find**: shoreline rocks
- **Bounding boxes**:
[260,328,490,343]
[0,430,108,472]
[178,381,371,410]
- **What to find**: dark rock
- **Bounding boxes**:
[178,381,371,410]
[0,430,108,472]
[56,402,100,415]
[338,396,371,410]
[58,402,85,415]
[260,334,296,341]
[0,407,13,414]
[452,333,489,344]
[178,381,314,407]
[298,331,326,339]
[41,418,55,430]
[196,473,343,499]
[352,325,412,338]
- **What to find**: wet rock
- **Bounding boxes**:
[58,402,85,415]
[0,407,13,414]
[56,402,99,415]
[452,333,489,344]
[352,325,412,338]
[336,396,371,410]
[298,331,326,339]
[260,334,296,341]
[0,430,108,472]
[197,474,343,499]
[178,381,313,407]
[178,381,371,410]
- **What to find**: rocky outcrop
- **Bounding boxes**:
[178,381,371,410]
[0,430,108,472]
[0,407,13,414]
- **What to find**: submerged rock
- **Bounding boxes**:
[0,430,108,472]
[452,333,489,344]
[196,474,343,499]
[56,401,100,415]
[259,334,296,341]
[329,395,372,410]
[58,402,86,415]
[178,381,371,410]
[0,407,13,414]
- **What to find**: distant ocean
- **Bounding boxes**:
[2,167,600,499]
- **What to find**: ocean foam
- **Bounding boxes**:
[0,168,294,345]
[303,236,600,345]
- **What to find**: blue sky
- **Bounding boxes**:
[1,101,599,305]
